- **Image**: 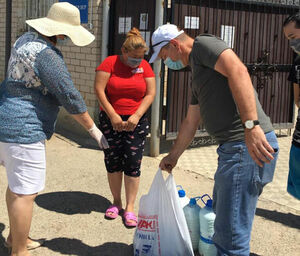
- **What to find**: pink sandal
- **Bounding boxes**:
[105,205,122,219]
[123,211,138,227]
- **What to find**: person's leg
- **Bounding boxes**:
[107,171,123,208]
[213,132,278,256]
[104,146,124,215]
[3,141,46,255]
[6,188,36,256]
[213,142,258,256]
[123,116,148,224]
[99,111,125,212]
[287,144,300,200]
[103,142,124,211]
[6,192,35,246]
[124,175,140,213]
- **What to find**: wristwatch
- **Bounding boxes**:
[243,120,260,129]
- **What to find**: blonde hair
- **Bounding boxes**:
[122,27,148,53]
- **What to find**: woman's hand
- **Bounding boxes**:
[110,113,124,132]
[124,114,140,131]
[88,124,109,149]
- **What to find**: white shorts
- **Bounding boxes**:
[0,141,46,195]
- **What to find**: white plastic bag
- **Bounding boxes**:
[133,169,194,256]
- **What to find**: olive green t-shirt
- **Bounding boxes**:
[189,34,273,144]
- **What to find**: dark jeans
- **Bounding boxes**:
[287,144,300,200]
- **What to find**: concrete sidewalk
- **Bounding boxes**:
[157,134,300,212]
[0,133,299,256]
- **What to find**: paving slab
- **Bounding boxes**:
[157,134,300,212]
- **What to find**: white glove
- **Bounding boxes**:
[88,123,109,149]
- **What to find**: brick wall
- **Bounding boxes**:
[0,0,24,80]
[59,0,103,110]
[0,0,6,80]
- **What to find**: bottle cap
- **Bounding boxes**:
[201,194,212,207]
[189,198,196,205]
[178,189,186,197]
[206,199,213,208]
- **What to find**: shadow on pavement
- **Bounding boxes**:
[55,128,100,150]
[43,238,133,256]
[35,191,111,215]
[0,223,9,256]
[55,126,221,157]
[255,207,300,229]
[0,223,270,256]
[55,128,175,156]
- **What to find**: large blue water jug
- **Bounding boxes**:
[198,194,217,256]
[183,197,201,250]
[177,185,190,208]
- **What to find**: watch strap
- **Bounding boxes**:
[253,120,260,126]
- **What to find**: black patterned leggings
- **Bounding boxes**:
[98,111,149,177]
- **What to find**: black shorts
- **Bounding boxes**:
[98,111,149,177]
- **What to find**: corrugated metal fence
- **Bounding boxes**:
[164,0,300,140]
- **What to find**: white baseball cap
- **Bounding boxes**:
[149,24,184,63]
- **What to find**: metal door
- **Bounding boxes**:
[108,0,156,62]
[165,0,300,141]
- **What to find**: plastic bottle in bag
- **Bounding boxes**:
[198,194,217,256]
[177,185,190,208]
[183,197,201,250]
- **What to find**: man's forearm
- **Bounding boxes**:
[170,116,200,159]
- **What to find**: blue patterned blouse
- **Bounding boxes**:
[0,32,87,144]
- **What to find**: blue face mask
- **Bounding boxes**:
[164,57,186,70]
[56,36,70,46]
[127,56,143,68]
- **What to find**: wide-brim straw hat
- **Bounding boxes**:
[26,2,95,47]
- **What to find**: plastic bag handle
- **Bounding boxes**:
[200,194,211,206]
[176,185,183,190]
[193,196,201,202]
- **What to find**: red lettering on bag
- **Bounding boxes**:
[138,219,156,232]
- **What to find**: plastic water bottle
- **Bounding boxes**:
[177,185,190,208]
[198,194,217,256]
[183,197,201,250]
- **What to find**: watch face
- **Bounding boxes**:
[245,120,254,129]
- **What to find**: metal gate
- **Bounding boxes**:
[164,0,300,141]
[108,0,156,62]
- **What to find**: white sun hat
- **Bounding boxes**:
[26,2,95,47]
[149,24,184,63]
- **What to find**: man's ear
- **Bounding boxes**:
[169,39,180,50]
